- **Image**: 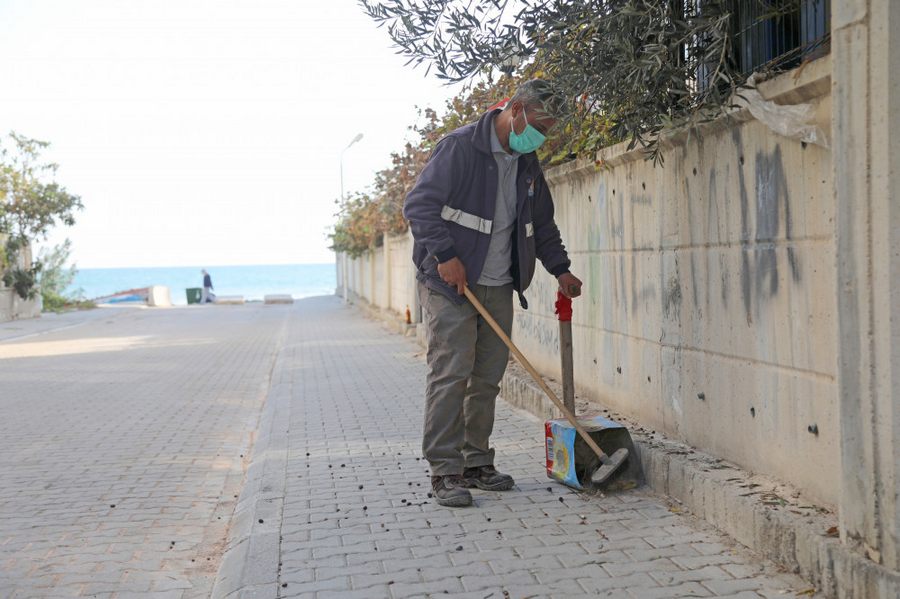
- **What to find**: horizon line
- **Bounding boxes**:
[75,261,337,271]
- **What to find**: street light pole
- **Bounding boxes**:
[339,133,363,303]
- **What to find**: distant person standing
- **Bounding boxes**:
[201,269,216,304]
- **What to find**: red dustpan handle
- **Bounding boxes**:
[555,291,572,322]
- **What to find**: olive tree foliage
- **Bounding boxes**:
[0,132,83,299]
[359,0,800,162]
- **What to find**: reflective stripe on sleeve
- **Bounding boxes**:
[441,205,493,234]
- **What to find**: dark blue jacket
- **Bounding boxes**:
[404,109,570,307]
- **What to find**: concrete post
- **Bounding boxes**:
[833,0,900,570]
[407,230,421,324]
[384,236,392,312]
[335,253,345,300]
[341,254,349,302]
[369,247,376,305]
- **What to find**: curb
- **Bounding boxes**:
[500,362,900,599]
[211,338,291,598]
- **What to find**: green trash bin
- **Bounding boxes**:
[186,288,202,304]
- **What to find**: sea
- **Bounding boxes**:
[68,263,337,305]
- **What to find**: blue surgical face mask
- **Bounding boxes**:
[508,107,546,154]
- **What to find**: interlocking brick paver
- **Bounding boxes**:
[603,557,682,577]
[672,553,742,570]
[351,568,419,589]
[649,564,733,585]
[255,296,822,598]
[0,304,289,597]
[702,577,766,595]
[628,581,713,598]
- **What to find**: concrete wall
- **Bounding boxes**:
[387,233,418,317]
[338,231,419,323]
[514,58,838,509]
[0,238,42,323]
[0,289,42,322]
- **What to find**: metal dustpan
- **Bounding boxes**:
[545,413,643,491]
[544,291,643,491]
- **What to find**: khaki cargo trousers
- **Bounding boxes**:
[418,282,514,476]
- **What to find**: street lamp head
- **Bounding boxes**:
[345,133,364,150]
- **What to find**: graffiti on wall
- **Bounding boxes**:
[659,137,803,327]
[734,136,802,324]
[513,273,561,354]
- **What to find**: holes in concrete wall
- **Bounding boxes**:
[750,407,756,418]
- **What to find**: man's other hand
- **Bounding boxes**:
[438,257,467,295]
[558,272,583,299]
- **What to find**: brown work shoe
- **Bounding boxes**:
[431,475,473,507]
[463,465,515,491]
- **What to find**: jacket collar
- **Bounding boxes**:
[471,109,502,155]
[472,108,540,169]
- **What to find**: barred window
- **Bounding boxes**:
[732,0,831,75]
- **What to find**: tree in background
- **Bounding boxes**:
[37,239,92,312]
[0,132,83,300]
[360,0,807,162]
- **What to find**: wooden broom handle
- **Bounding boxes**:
[463,286,609,463]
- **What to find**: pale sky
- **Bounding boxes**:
[0,0,464,268]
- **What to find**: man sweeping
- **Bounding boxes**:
[404,79,583,507]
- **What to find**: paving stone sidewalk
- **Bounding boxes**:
[0,304,290,598]
[219,296,820,599]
